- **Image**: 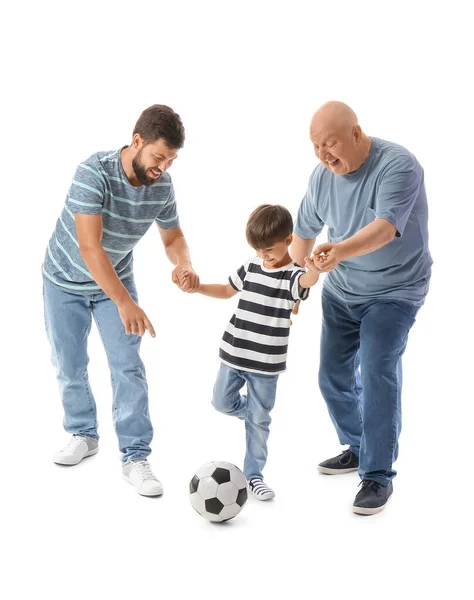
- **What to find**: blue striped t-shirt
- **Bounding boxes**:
[43,148,179,291]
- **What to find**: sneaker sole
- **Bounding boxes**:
[53,447,99,466]
[122,475,163,497]
[317,465,359,475]
[250,491,275,501]
[352,495,392,515]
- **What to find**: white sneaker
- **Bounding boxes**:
[53,434,99,465]
[248,478,275,501]
[122,459,163,497]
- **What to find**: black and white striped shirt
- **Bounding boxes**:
[219,257,309,375]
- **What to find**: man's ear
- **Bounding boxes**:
[353,125,362,142]
[286,234,293,247]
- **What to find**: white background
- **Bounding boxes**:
[1,1,473,598]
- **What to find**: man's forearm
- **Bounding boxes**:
[80,246,131,305]
[165,232,192,266]
[339,219,396,259]
[290,236,316,266]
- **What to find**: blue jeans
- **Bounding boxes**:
[212,363,279,480]
[43,276,153,463]
[319,288,419,486]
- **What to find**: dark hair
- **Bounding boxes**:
[246,204,293,249]
[133,104,185,149]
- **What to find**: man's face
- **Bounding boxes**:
[310,125,361,175]
[255,236,292,267]
[132,137,178,186]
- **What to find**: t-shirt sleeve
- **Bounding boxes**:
[229,259,252,292]
[375,159,423,238]
[294,169,325,239]
[155,181,180,229]
[290,269,310,302]
[66,159,106,215]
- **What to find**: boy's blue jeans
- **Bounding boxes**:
[212,363,279,480]
[43,276,153,463]
[319,288,419,486]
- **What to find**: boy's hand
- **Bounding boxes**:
[172,263,200,292]
[304,255,325,273]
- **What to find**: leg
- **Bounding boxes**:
[43,277,99,439]
[212,363,247,419]
[319,290,363,455]
[92,279,152,463]
[243,372,278,480]
[359,300,419,485]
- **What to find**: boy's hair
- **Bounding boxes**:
[246,204,293,249]
[133,104,185,149]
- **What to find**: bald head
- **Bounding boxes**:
[310,101,358,136]
[309,101,371,175]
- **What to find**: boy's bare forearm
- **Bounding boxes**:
[197,283,236,299]
[299,270,320,289]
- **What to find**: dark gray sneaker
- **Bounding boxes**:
[317,448,359,474]
[352,480,393,515]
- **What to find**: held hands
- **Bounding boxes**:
[308,242,346,273]
[117,297,156,338]
[172,263,200,293]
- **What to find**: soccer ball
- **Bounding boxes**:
[189,461,248,522]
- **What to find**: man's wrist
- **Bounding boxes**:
[337,241,352,261]
[176,261,193,270]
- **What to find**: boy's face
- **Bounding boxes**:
[255,235,292,267]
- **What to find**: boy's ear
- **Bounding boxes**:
[286,234,293,247]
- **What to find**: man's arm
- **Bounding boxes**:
[314,219,396,272]
[158,225,200,292]
[76,214,155,336]
[338,218,396,257]
[290,235,317,266]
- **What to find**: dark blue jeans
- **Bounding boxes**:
[319,288,419,486]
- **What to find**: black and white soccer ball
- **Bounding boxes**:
[189,461,248,522]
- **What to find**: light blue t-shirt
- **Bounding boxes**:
[295,137,432,306]
[43,148,179,291]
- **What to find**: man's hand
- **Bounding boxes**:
[172,263,200,293]
[312,243,347,273]
[304,254,326,273]
[117,298,156,337]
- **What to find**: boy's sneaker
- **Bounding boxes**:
[248,478,275,501]
[317,448,359,474]
[352,480,393,515]
[122,459,163,497]
[53,434,99,465]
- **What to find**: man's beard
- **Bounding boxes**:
[132,149,161,186]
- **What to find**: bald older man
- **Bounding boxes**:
[291,102,432,515]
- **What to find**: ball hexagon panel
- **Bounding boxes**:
[216,481,239,505]
[195,462,218,479]
[220,503,242,521]
[197,477,219,500]
[229,467,247,489]
[189,492,206,515]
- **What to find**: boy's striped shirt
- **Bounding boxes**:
[43,148,179,291]
[219,257,309,375]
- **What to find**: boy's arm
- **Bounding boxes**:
[298,255,322,289]
[197,283,239,299]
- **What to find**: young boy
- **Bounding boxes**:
[195,204,320,500]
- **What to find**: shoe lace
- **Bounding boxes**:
[132,460,156,481]
[63,436,86,452]
[358,480,381,494]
